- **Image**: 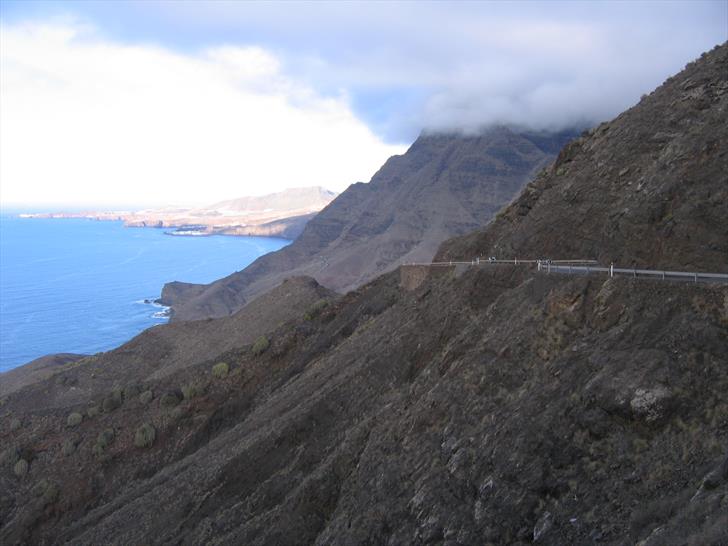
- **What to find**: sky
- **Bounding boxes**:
[0,1,726,208]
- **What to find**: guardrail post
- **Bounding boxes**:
[610,263,614,278]
[694,273,698,283]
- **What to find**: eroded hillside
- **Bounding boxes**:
[1,43,727,546]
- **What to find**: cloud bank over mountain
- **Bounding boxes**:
[1,1,725,206]
[58,0,721,141]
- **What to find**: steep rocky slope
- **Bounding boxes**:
[440,46,728,271]
[1,44,727,546]
[162,128,577,321]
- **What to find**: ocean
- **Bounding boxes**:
[0,215,289,372]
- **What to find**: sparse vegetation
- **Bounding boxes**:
[139,390,154,404]
[61,438,76,456]
[87,405,100,418]
[10,417,21,431]
[160,391,181,409]
[93,428,115,457]
[1,446,20,467]
[66,412,83,427]
[13,458,28,477]
[212,362,230,379]
[182,381,205,399]
[102,388,123,413]
[123,383,143,400]
[304,298,329,320]
[32,479,59,505]
[252,336,270,356]
[134,423,156,448]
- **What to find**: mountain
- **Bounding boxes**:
[440,49,728,271]
[210,186,337,214]
[162,127,578,321]
[20,187,338,240]
[2,44,727,546]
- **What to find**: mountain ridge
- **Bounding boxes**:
[163,127,579,321]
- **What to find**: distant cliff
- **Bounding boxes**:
[19,187,336,240]
[163,127,578,320]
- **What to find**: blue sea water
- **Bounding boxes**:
[0,216,289,372]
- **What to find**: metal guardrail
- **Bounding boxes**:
[404,258,728,284]
[540,263,728,284]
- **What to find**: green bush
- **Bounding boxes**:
[139,390,154,404]
[61,438,76,457]
[32,480,59,505]
[211,362,230,379]
[93,428,115,457]
[102,388,123,413]
[1,446,20,467]
[251,336,270,356]
[66,412,83,428]
[159,391,181,409]
[134,423,156,448]
[87,406,100,418]
[9,417,21,431]
[182,381,205,399]
[169,406,188,424]
[123,383,143,400]
[13,458,28,477]
[304,298,329,320]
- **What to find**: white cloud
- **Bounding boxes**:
[0,21,405,207]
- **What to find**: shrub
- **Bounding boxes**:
[182,381,204,399]
[304,298,329,320]
[169,406,188,424]
[211,362,230,379]
[13,458,28,477]
[123,383,143,400]
[1,447,20,467]
[251,336,270,356]
[102,389,123,413]
[134,423,156,448]
[61,438,76,457]
[66,412,83,428]
[159,391,181,409]
[9,417,21,431]
[139,390,154,404]
[87,406,100,418]
[93,428,115,457]
[31,478,60,504]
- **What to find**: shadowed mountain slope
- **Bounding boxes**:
[162,128,577,321]
[439,45,728,271]
[1,44,727,546]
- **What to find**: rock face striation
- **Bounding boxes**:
[1,44,727,546]
[162,127,577,321]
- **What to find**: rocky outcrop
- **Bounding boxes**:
[165,127,578,321]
